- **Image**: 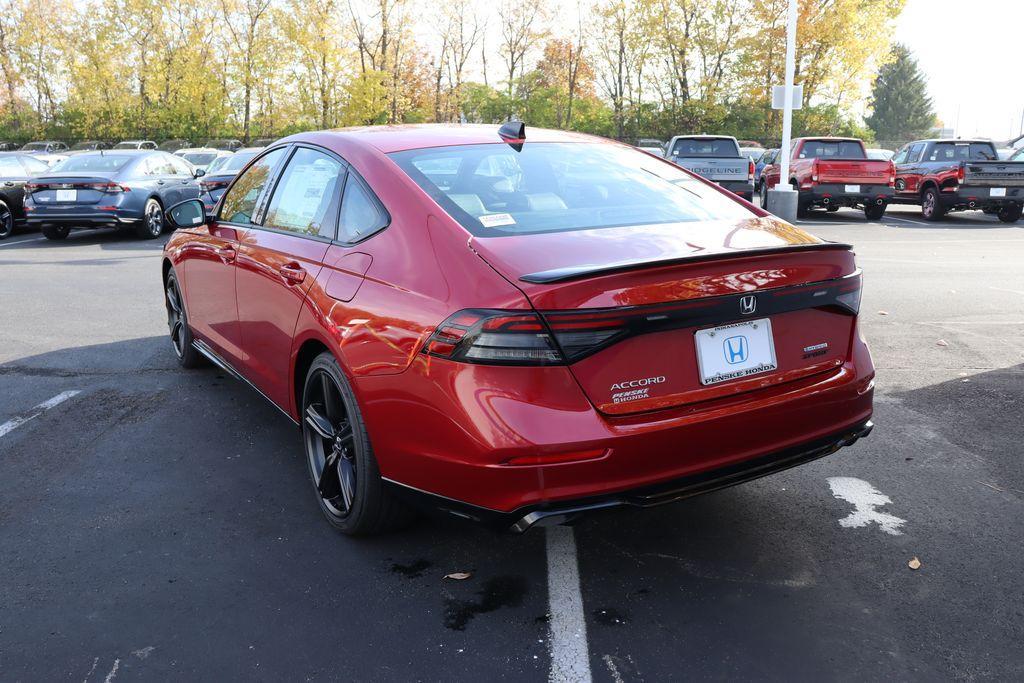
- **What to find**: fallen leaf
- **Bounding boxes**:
[936,340,949,347]
[444,572,472,580]
[908,557,921,570]
[877,310,889,316]
[961,378,970,383]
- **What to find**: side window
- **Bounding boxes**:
[262,147,343,238]
[166,154,191,176]
[338,173,388,243]
[907,143,925,163]
[219,147,286,225]
[20,156,48,174]
[891,147,908,164]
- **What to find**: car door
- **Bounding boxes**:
[233,145,345,409]
[161,153,197,205]
[181,146,288,368]
[897,143,926,195]
[762,149,780,189]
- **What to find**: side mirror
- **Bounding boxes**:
[193,168,206,178]
[166,199,207,229]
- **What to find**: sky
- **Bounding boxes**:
[895,0,1024,142]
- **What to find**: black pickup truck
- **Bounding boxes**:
[892,139,1024,222]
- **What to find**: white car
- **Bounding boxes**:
[174,147,233,173]
[865,148,894,161]
[20,141,70,167]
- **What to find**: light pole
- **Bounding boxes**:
[765,0,799,222]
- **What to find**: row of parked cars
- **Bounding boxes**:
[642,134,1024,223]
[0,141,267,240]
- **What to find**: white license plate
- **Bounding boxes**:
[844,184,861,193]
[695,318,778,386]
[990,188,1006,197]
[55,189,77,202]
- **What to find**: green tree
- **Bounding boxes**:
[865,43,934,142]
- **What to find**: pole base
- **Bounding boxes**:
[766,189,799,223]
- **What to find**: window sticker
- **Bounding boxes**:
[478,213,516,227]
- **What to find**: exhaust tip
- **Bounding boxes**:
[876,198,884,205]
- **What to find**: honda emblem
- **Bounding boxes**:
[739,295,757,315]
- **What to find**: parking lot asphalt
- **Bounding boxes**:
[1,204,1022,680]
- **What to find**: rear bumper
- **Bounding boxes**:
[802,184,894,206]
[717,179,755,200]
[942,185,1024,208]
[358,331,876,525]
[25,211,140,229]
[387,419,874,532]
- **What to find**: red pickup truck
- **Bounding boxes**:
[891,139,1024,222]
[760,137,896,220]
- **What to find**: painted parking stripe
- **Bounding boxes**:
[0,236,47,248]
[546,525,592,683]
[0,390,81,438]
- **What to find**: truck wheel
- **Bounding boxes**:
[997,204,1023,223]
[921,188,945,221]
[42,225,70,240]
[759,182,768,207]
[864,203,887,221]
[790,181,810,218]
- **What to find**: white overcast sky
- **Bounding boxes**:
[895,0,1024,141]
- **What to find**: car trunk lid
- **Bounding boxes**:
[469,216,860,415]
[26,174,123,206]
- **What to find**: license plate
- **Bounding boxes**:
[695,318,777,386]
[55,189,77,202]
[991,188,1006,197]
[844,184,860,193]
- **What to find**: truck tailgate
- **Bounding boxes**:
[816,159,892,185]
[677,158,749,182]
[963,161,1024,187]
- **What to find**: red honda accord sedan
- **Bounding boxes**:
[161,123,874,535]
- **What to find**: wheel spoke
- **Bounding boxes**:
[335,420,353,448]
[317,451,341,499]
[305,405,336,440]
[321,374,342,423]
[337,457,355,509]
[170,320,183,350]
[166,284,182,314]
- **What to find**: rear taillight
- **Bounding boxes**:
[90,183,130,193]
[811,159,819,183]
[834,272,862,314]
[23,182,42,192]
[200,180,229,193]
[888,161,896,186]
[956,164,965,184]
[748,159,755,181]
[423,310,564,365]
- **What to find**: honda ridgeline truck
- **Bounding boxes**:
[665,135,755,201]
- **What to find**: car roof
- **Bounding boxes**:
[912,138,994,144]
[179,147,224,153]
[275,124,602,155]
[794,137,861,142]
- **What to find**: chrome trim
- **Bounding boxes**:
[191,339,299,426]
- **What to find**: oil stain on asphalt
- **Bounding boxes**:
[389,559,433,578]
[443,576,528,630]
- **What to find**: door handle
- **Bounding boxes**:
[215,245,236,262]
[279,262,306,285]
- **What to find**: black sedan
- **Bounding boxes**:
[0,152,50,239]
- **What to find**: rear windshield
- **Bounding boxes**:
[389,142,752,237]
[183,152,218,165]
[113,142,140,149]
[670,138,739,158]
[21,142,48,151]
[220,151,256,172]
[928,142,997,161]
[797,140,865,159]
[49,155,133,173]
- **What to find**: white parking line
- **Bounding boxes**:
[546,525,592,683]
[0,236,47,248]
[0,390,81,438]
[827,477,906,536]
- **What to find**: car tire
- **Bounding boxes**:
[997,204,1023,223]
[759,181,768,208]
[864,203,887,221]
[164,269,203,369]
[0,201,13,240]
[921,187,945,221]
[135,198,164,239]
[301,352,415,536]
[42,225,69,240]
[789,180,810,218]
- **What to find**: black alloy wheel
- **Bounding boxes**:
[301,352,413,535]
[164,270,202,368]
[137,199,163,239]
[0,201,12,239]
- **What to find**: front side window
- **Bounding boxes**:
[390,142,753,237]
[165,154,193,176]
[263,147,343,238]
[219,147,286,225]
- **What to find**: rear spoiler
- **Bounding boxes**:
[519,242,853,284]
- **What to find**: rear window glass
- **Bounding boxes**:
[670,138,739,158]
[183,152,218,166]
[798,140,865,159]
[21,143,48,151]
[928,142,997,161]
[49,155,133,172]
[389,142,753,237]
[0,156,24,175]
[221,152,257,172]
